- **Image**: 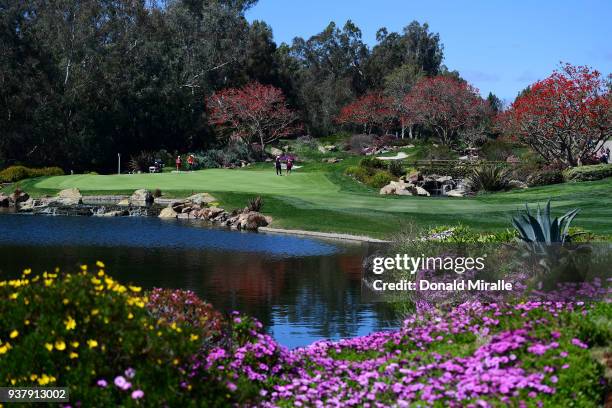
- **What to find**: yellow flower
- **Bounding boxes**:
[23,268,32,275]
[9,292,18,300]
[30,374,38,381]
[69,352,78,359]
[54,340,66,351]
[62,298,69,305]
[9,330,18,339]
[96,261,105,268]
[24,320,30,325]
[87,339,98,349]
[70,341,79,348]
[0,344,10,354]
[44,343,53,351]
[38,374,50,385]
[97,271,104,277]
[64,317,76,331]
[190,334,199,341]
[128,285,142,293]
[127,313,134,320]
[80,265,87,271]
[91,309,99,316]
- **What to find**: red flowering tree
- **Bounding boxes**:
[207,82,300,150]
[336,93,395,135]
[403,76,484,145]
[500,64,610,167]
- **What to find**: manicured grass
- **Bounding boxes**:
[11,166,612,237]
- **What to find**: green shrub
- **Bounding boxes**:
[480,139,514,161]
[0,166,64,183]
[527,169,564,186]
[387,160,405,178]
[0,265,205,405]
[469,164,510,192]
[359,157,387,170]
[366,171,393,188]
[344,166,370,183]
[563,164,612,182]
[426,224,517,243]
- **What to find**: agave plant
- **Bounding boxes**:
[511,200,579,244]
[247,196,263,212]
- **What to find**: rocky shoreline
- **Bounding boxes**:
[0,188,271,232]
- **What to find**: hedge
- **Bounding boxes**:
[563,164,612,182]
[0,166,64,183]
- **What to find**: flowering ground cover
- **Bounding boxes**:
[0,265,609,407]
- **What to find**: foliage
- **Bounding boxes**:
[1,266,607,406]
[499,64,610,167]
[527,169,565,187]
[146,288,223,340]
[0,265,203,406]
[387,160,405,178]
[426,224,517,243]
[196,142,259,169]
[336,93,395,135]
[403,76,485,145]
[128,152,156,174]
[359,157,387,170]
[344,166,370,183]
[0,166,64,183]
[366,171,393,188]
[0,0,254,172]
[152,189,162,198]
[469,165,511,192]
[347,134,375,153]
[512,201,579,244]
[480,138,515,161]
[563,164,612,182]
[207,82,301,150]
[247,196,264,212]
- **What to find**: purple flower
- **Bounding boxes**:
[227,382,237,392]
[114,376,132,391]
[571,338,588,349]
[96,379,107,388]
[131,390,144,399]
[124,368,136,379]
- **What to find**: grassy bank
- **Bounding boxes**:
[8,164,612,238]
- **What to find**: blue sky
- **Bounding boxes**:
[246,0,612,102]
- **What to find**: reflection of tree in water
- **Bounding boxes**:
[0,241,397,344]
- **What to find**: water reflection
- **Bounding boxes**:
[0,215,396,348]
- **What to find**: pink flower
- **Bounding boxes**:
[124,368,136,379]
[131,390,144,399]
[571,338,588,349]
[114,376,132,391]
[227,382,237,392]
[96,379,107,388]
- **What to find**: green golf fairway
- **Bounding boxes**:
[26,168,612,237]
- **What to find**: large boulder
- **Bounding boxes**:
[270,147,283,156]
[200,207,225,220]
[235,211,269,231]
[186,193,216,206]
[446,189,466,198]
[0,194,9,207]
[11,191,29,204]
[508,180,528,190]
[410,186,430,197]
[130,189,153,204]
[158,206,178,218]
[56,188,82,205]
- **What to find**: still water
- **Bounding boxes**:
[0,214,396,348]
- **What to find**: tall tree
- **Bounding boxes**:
[336,93,395,135]
[288,21,369,135]
[403,76,484,145]
[500,64,611,167]
[366,21,444,89]
[207,82,300,150]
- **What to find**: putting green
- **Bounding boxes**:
[31,168,612,236]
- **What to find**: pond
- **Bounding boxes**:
[0,213,397,348]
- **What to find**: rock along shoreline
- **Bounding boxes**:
[1,188,386,242]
